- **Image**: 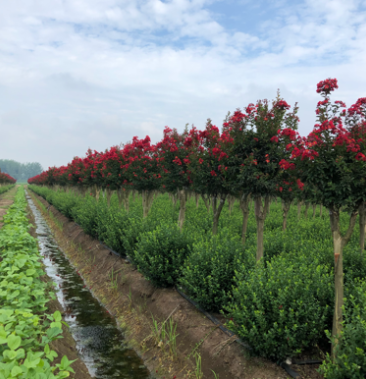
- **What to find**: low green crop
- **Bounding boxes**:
[0,187,75,378]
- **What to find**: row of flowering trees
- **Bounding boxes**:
[0,169,16,184]
[29,79,366,357]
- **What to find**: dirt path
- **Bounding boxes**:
[27,190,315,379]
[0,186,18,228]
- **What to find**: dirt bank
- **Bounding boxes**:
[29,189,321,379]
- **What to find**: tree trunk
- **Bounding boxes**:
[212,194,227,235]
[132,190,136,202]
[178,188,187,231]
[255,196,270,262]
[106,188,113,207]
[240,193,251,244]
[312,204,316,219]
[201,194,211,213]
[228,195,235,215]
[297,201,302,219]
[359,203,366,257]
[282,200,292,231]
[329,207,358,358]
[320,204,323,217]
[142,190,155,218]
[305,202,310,218]
[95,187,101,202]
[195,193,199,208]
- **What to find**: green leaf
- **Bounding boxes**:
[25,269,36,276]
[53,311,62,322]
[11,366,23,377]
[7,335,21,351]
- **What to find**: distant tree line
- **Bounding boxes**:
[0,159,43,182]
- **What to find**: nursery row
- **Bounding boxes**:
[0,187,75,378]
[0,170,16,185]
[29,184,366,379]
[0,184,15,196]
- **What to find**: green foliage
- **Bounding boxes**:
[28,184,366,372]
[226,252,334,360]
[319,280,366,379]
[134,223,192,287]
[0,187,75,378]
[180,230,254,312]
[0,184,15,195]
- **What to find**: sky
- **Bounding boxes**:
[0,0,365,170]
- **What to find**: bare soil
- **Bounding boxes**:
[29,190,324,379]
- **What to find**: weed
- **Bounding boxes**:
[194,354,203,379]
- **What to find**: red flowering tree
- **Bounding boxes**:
[123,136,161,217]
[345,97,366,254]
[288,79,366,356]
[0,170,16,184]
[229,93,299,259]
[188,120,234,234]
[156,127,197,229]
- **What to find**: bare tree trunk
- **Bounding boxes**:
[312,204,316,218]
[201,194,211,213]
[228,195,235,215]
[329,208,358,359]
[297,201,303,219]
[320,204,323,217]
[212,194,227,235]
[178,188,187,230]
[106,188,113,207]
[305,202,310,218]
[95,187,101,201]
[359,203,366,257]
[255,196,270,261]
[142,190,155,218]
[240,193,251,244]
[195,193,199,208]
[282,200,292,231]
[132,190,136,202]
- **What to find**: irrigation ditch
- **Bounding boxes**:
[27,188,322,379]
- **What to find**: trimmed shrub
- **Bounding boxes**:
[180,230,254,312]
[319,280,366,379]
[133,223,192,287]
[226,252,334,360]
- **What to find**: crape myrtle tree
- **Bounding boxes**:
[123,136,161,218]
[188,120,234,235]
[276,172,305,231]
[156,126,197,230]
[0,170,16,184]
[287,79,366,356]
[229,93,299,260]
[345,97,366,254]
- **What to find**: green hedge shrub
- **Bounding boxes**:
[180,230,254,312]
[133,223,192,287]
[319,280,366,379]
[226,252,334,360]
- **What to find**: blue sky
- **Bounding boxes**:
[0,0,365,169]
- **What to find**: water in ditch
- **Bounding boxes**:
[26,193,152,379]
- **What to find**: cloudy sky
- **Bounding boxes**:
[0,0,365,170]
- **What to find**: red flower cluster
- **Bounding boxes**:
[316,78,338,95]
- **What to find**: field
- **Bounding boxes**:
[28,184,366,378]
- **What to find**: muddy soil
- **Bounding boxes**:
[29,190,324,379]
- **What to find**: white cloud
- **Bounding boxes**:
[0,0,365,168]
